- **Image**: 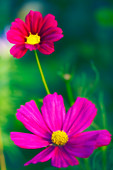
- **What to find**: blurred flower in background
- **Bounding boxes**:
[0,28,13,59]
[0,28,13,125]
[18,1,44,20]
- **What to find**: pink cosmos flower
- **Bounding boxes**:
[7,10,63,58]
[10,93,111,168]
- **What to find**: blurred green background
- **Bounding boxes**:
[0,0,113,169]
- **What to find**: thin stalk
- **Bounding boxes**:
[0,128,6,170]
[65,80,92,170]
[99,93,107,170]
[84,159,91,170]
[34,50,50,95]
[87,61,99,97]
[102,147,106,170]
[65,80,74,106]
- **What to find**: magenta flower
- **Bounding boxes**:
[11,93,111,168]
[7,10,63,58]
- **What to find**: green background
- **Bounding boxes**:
[0,0,113,169]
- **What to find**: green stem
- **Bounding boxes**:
[65,80,91,170]
[84,159,91,170]
[65,80,74,106]
[99,93,107,170]
[102,147,106,170]
[0,128,6,170]
[34,50,50,95]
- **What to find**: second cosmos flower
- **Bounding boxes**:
[11,93,111,168]
[7,10,63,58]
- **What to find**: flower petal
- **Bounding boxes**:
[7,30,25,44]
[25,10,43,34]
[65,143,95,158]
[41,27,63,38]
[64,130,111,158]
[42,33,63,42]
[16,100,51,139]
[10,44,27,58]
[82,130,111,148]
[41,93,66,131]
[25,44,39,51]
[51,146,79,168]
[63,97,97,136]
[24,146,55,166]
[41,27,63,42]
[39,14,58,35]
[10,132,50,149]
[11,18,29,36]
[38,41,54,54]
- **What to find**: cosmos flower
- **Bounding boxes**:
[10,93,111,168]
[7,10,63,58]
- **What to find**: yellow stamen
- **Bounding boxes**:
[51,130,68,146]
[26,33,40,45]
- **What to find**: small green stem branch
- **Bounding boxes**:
[87,61,99,97]
[0,128,6,170]
[91,122,100,130]
[65,80,74,106]
[34,50,50,95]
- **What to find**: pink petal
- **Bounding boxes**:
[64,130,111,158]
[16,100,51,139]
[63,97,97,136]
[25,146,55,166]
[51,146,79,168]
[11,18,29,36]
[42,33,63,42]
[38,41,54,55]
[65,135,96,158]
[41,27,63,38]
[65,144,95,158]
[10,132,50,149]
[41,93,66,131]
[39,14,58,35]
[7,30,25,44]
[25,10,43,34]
[84,130,111,148]
[10,44,27,58]
[25,44,39,51]
[41,27,63,42]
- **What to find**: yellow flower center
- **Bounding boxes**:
[26,33,40,45]
[51,130,68,146]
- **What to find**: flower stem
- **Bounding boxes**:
[99,93,107,170]
[65,80,92,170]
[84,158,91,170]
[65,80,74,106]
[34,50,50,95]
[0,128,6,170]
